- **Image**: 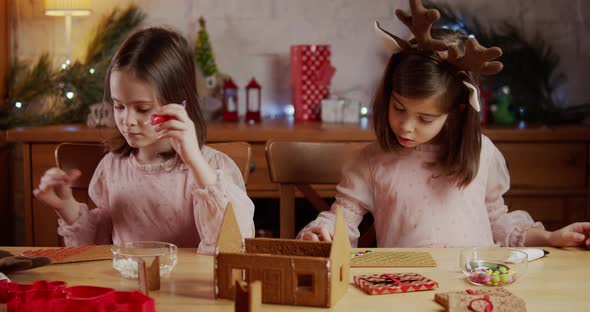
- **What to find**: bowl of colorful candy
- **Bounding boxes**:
[111,241,178,279]
[460,247,527,286]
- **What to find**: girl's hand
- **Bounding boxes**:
[300,226,333,242]
[152,103,201,164]
[548,222,590,248]
[152,102,218,187]
[33,168,81,224]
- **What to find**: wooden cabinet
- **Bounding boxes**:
[6,121,590,246]
[0,131,13,245]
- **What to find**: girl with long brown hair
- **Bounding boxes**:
[299,0,590,249]
[34,27,254,253]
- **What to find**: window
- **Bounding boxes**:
[230,268,245,289]
[297,273,313,292]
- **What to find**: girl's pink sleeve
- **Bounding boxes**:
[57,155,113,246]
[192,152,255,254]
[485,138,544,247]
[297,146,374,247]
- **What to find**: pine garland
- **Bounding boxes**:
[6,54,55,102]
[84,6,146,66]
[0,5,145,129]
[424,1,588,124]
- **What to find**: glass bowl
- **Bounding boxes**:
[460,247,527,286]
[111,241,178,279]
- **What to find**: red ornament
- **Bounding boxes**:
[479,78,491,126]
[222,78,239,122]
[290,45,332,121]
[245,77,261,123]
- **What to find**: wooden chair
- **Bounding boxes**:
[208,142,251,184]
[55,142,252,195]
[55,143,107,186]
[265,140,376,246]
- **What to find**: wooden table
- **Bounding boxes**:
[2,247,589,311]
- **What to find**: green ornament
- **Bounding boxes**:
[491,86,516,125]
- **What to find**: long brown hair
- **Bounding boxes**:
[104,27,207,157]
[373,29,481,188]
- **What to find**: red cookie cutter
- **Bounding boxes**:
[0,280,155,312]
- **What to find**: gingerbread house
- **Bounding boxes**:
[214,204,350,308]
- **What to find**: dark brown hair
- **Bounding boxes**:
[104,27,207,157]
[373,28,481,188]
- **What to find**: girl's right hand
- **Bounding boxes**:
[33,168,81,224]
[300,226,333,242]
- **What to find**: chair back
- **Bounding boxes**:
[208,142,251,183]
[265,140,374,245]
[55,143,107,190]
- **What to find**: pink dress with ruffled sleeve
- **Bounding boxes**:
[298,136,543,247]
[57,146,254,254]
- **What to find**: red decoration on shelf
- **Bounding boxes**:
[479,78,492,126]
[290,45,333,121]
[222,78,239,122]
[245,77,261,123]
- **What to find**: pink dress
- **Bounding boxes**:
[58,146,255,254]
[298,136,543,247]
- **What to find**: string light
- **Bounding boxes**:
[66,91,75,99]
[442,20,468,33]
[15,101,22,108]
[89,68,95,74]
[284,104,295,116]
[360,106,368,116]
[61,63,67,69]
[65,59,71,65]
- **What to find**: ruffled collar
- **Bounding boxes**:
[392,142,441,155]
[414,143,441,153]
[128,153,186,174]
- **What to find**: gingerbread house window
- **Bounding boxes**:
[296,273,313,292]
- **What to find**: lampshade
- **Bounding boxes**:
[44,0,92,16]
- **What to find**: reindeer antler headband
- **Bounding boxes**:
[375,0,503,112]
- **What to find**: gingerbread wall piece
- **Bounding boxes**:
[235,280,261,312]
[216,202,244,254]
[138,256,160,295]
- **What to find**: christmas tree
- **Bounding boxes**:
[194,16,219,77]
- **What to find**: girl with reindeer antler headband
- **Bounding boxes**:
[299,0,590,249]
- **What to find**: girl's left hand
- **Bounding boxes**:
[548,222,590,248]
[152,103,200,164]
